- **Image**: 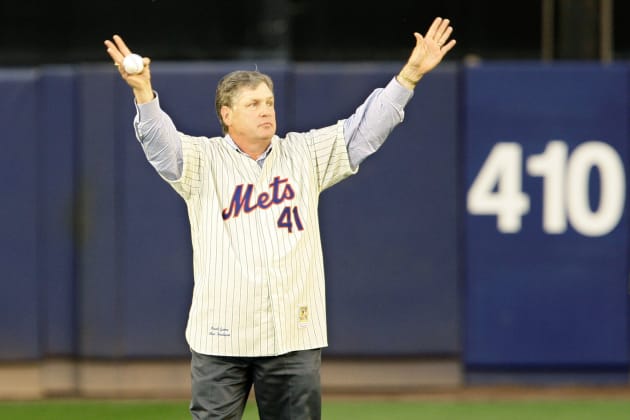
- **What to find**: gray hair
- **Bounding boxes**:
[215,70,274,134]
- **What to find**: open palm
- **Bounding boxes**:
[399,17,456,86]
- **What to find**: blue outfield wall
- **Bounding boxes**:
[0,61,628,384]
[463,63,630,383]
[39,68,78,357]
[0,70,40,359]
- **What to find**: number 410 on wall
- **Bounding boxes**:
[467,141,626,237]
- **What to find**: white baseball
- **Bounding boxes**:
[123,53,144,74]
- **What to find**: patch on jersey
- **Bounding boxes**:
[298,305,309,328]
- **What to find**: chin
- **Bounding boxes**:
[260,126,276,136]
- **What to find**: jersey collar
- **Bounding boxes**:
[224,134,274,164]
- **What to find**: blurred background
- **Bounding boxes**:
[1,0,630,400]
[0,0,629,63]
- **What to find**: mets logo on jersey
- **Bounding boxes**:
[221,176,305,233]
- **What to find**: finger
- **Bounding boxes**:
[104,40,125,64]
[440,39,457,55]
[438,26,453,46]
[436,18,451,39]
[413,32,423,47]
[425,17,442,40]
[113,34,133,57]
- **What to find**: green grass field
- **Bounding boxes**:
[2,399,630,419]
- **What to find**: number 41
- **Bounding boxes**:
[277,206,304,233]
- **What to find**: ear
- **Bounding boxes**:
[221,105,232,126]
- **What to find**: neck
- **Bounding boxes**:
[229,134,271,160]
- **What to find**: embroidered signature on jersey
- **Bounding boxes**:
[222,176,295,220]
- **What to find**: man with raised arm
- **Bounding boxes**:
[105,17,455,420]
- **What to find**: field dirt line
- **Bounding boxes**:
[323,385,630,402]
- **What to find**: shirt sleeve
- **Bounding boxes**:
[343,77,414,169]
[133,93,184,181]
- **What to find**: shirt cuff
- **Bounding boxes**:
[386,77,414,108]
[135,91,162,122]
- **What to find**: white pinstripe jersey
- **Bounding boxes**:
[165,121,356,356]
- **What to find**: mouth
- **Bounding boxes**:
[259,122,274,129]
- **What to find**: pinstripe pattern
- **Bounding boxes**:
[164,120,356,356]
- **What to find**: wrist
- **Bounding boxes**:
[133,87,155,104]
[397,64,425,88]
[396,73,421,90]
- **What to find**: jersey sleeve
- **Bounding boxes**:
[308,120,359,192]
[161,133,203,200]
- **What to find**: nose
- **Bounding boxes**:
[261,104,274,117]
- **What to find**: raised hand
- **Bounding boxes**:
[104,35,154,103]
[397,17,456,89]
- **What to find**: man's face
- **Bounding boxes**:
[222,83,276,143]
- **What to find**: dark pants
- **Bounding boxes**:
[189,348,322,420]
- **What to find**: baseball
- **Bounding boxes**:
[123,53,144,74]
